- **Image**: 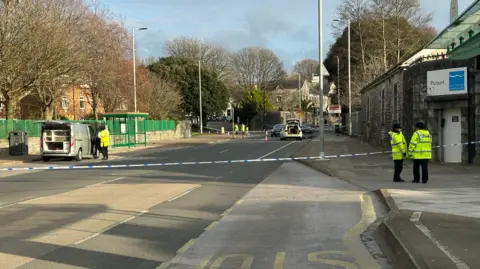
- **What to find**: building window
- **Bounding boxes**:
[61,96,68,110]
[79,96,85,110]
[276,96,282,103]
[393,84,398,122]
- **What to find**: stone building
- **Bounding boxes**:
[359,1,480,164]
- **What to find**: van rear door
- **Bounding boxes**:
[41,121,72,154]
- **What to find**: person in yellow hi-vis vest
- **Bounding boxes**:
[98,126,110,160]
[234,124,239,135]
[407,122,432,184]
[241,124,245,137]
[388,123,407,182]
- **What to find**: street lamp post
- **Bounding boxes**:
[132,27,147,143]
[318,0,325,157]
[199,60,203,134]
[334,18,351,136]
[335,56,340,105]
[132,27,147,113]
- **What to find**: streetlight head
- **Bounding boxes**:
[138,27,148,30]
[333,19,340,22]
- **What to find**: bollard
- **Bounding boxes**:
[264,131,268,142]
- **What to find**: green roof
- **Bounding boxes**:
[426,0,480,49]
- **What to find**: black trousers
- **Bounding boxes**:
[393,159,403,181]
[101,146,109,159]
[413,159,429,183]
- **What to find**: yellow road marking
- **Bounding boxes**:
[221,207,233,216]
[210,254,253,269]
[205,221,217,231]
[343,194,381,269]
[177,239,196,254]
[273,252,286,269]
[308,251,359,269]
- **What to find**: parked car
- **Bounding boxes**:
[301,124,313,134]
[280,119,302,140]
[39,121,94,162]
[270,124,284,137]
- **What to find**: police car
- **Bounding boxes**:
[280,119,303,140]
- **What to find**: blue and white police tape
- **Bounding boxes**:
[1,141,479,172]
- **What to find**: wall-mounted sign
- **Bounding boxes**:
[327,105,341,114]
[427,67,467,96]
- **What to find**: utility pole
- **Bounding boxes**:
[335,56,340,105]
[348,19,352,136]
[318,0,325,157]
[199,60,203,134]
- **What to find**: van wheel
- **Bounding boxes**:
[75,149,83,161]
[42,156,50,162]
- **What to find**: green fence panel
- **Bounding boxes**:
[1,119,176,139]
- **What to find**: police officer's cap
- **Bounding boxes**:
[415,122,425,128]
[392,123,401,130]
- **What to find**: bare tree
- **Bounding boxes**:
[163,37,230,79]
[0,0,90,119]
[80,6,130,119]
[138,74,183,120]
[334,0,371,76]
[293,59,319,81]
[230,47,285,90]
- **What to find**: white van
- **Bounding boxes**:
[39,121,94,161]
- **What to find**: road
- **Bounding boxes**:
[0,134,385,269]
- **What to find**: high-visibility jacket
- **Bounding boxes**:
[408,129,432,159]
[234,124,239,131]
[98,130,110,147]
[389,131,406,160]
[241,124,245,132]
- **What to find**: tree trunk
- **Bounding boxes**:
[41,105,54,120]
[382,15,388,72]
[5,97,17,120]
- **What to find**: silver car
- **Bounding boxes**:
[39,121,94,161]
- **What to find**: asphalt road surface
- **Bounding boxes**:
[0,133,384,269]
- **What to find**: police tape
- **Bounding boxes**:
[1,141,478,172]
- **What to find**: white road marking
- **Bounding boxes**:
[0,177,125,209]
[220,149,229,153]
[74,210,148,245]
[410,211,422,222]
[410,212,470,269]
[167,186,201,202]
[257,141,296,159]
[86,177,125,188]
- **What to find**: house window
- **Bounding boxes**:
[79,96,85,110]
[61,96,68,110]
[393,84,398,122]
[276,96,282,103]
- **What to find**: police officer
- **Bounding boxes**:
[407,122,432,183]
[98,125,110,160]
[389,123,407,182]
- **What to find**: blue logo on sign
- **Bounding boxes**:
[449,70,465,91]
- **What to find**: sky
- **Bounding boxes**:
[99,0,475,70]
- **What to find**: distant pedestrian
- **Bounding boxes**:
[389,123,407,182]
[407,122,432,184]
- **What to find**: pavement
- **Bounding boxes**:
[0,132,393,269]
[293,132,480,269]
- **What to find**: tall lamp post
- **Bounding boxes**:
[199,60,203,134]
[132,27,147,143]
[318,0,325,157]
[132,27,147,113]
[334,56,340,106]
[334,18,351,136]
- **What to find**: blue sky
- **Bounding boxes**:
[100,0,474,69]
